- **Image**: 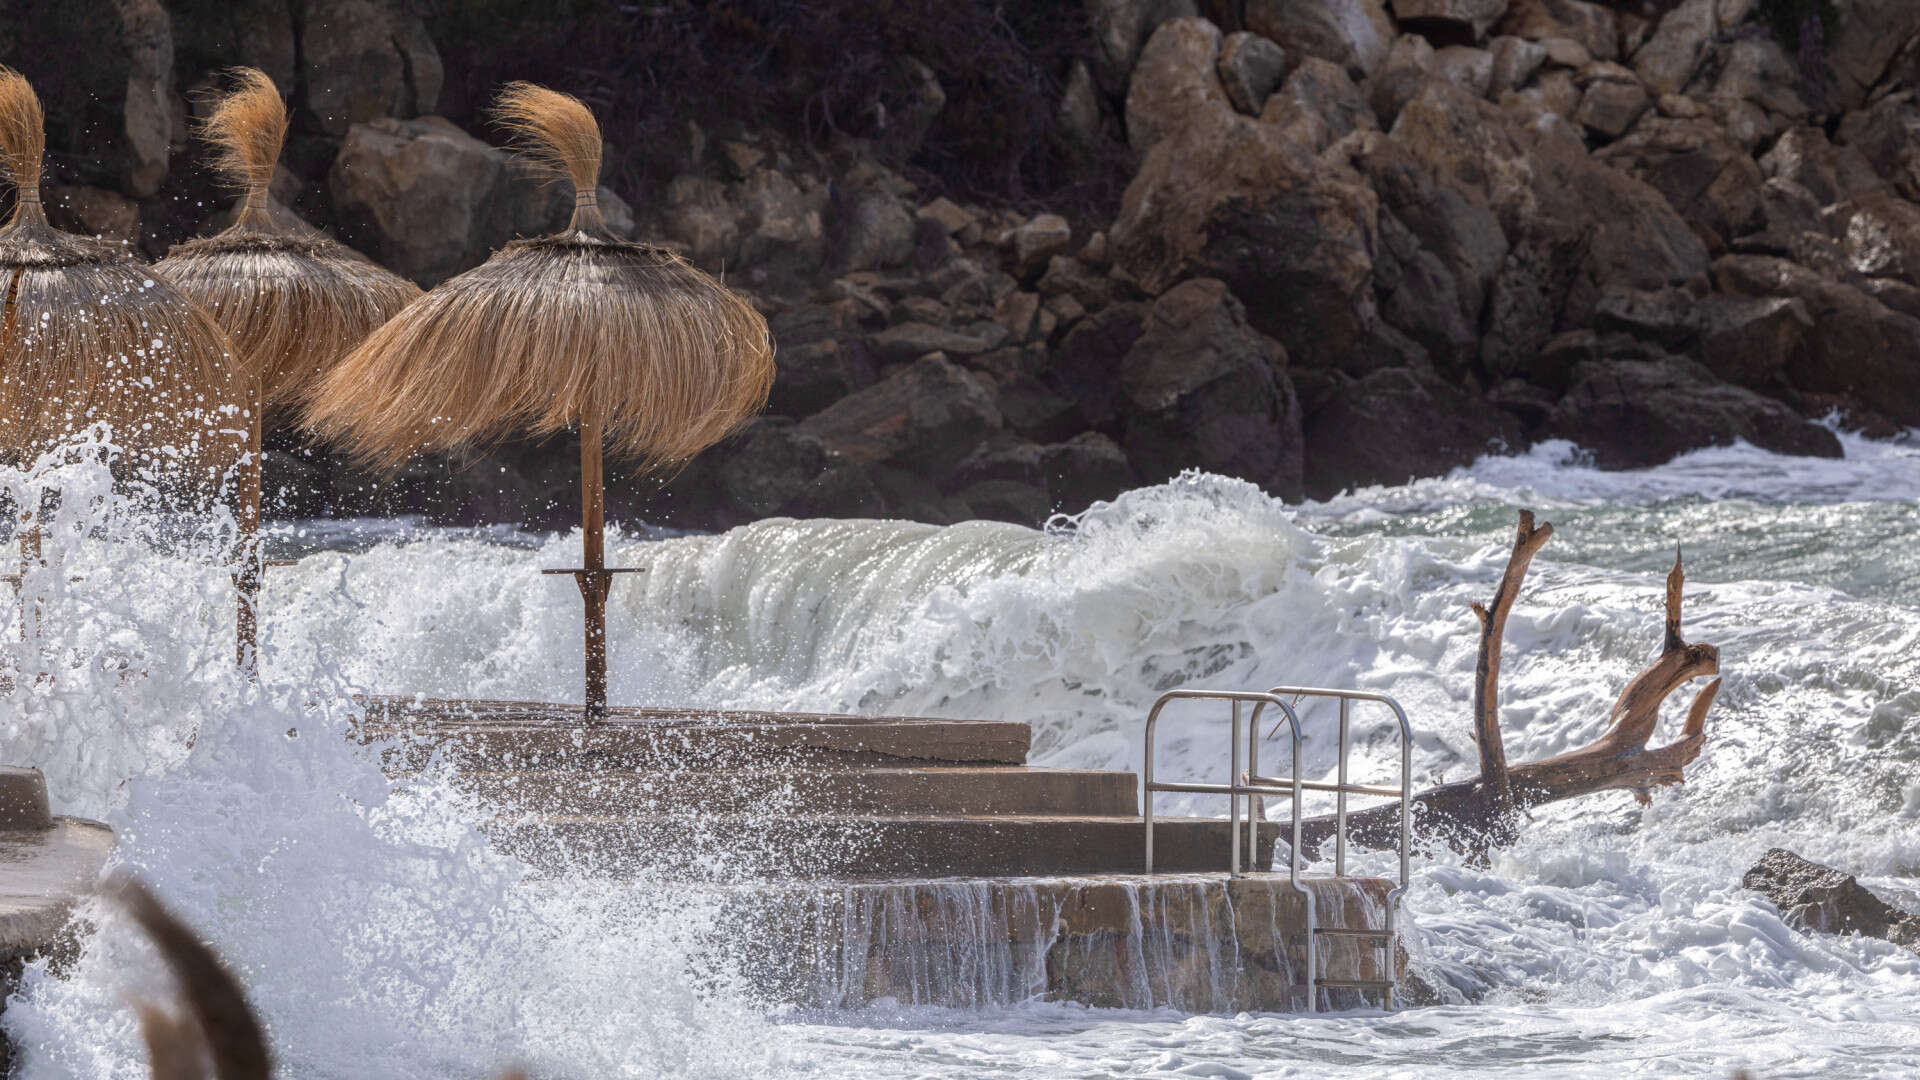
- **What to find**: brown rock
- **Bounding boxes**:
[1110,109,1391,373]
[664,175,744,269]
[718,419,886,520]
[797,354,1004,473]
[1369,34,1437,127]
[1302,366,1522,497]
[1050,303,1151,427]
[869,322,1007,362]
[1762,127,1887,207]
[1597,116,1765,251]
[1543,356,1843,468]
[1826,192,1920,285]
[1245,0,1396,80]
[1489,36,1550,97]
[1574,63,1648,139]
[1261,57,1376,151]
[1217,32,1291,115]
[329,116,503,286]
[1059,59,1108,148]
[836,187,915,272]
[1089,0,1203,96]
[45,185,140,244]
[739,168,829,279]
[767,303,879,417]
[1496,0,1619,61]
[1694,294,1810,388]
[1630,0,1714,96]
[1826,0,1920,110]
[1390,0,1511,42]
[1126,18,1232,155]
[300,0,442,135]
[1433,45,1496,98]
[1010,214,1076,278]
[1701,37,1809,121]
[1118,279,1304,498]
[1837,93,1920,200]
[917,197,978,237]
[1744,849,1920,956]
[1538,35,1593,68]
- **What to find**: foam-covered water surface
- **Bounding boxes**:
[3,431,1917,1077]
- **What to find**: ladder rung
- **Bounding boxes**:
[1314,978,1396,990]
[1314,927,1393,940]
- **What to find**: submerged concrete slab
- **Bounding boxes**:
[361,696,1032,767]
[715,873,1403,1012]
[444,765,1140,817]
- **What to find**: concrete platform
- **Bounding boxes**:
[360,696,1031,768]
[489,813,1275,878]
[443,765,1139,816]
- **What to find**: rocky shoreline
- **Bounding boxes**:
[6,0,1918,530]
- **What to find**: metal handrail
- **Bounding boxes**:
[1141,685,1415,1013]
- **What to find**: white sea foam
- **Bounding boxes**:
[2,432,1917,1077]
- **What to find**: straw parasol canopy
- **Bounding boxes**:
[154,67,421,667]
[155,68,420,408]
[0,66,241,479]
[307,82,773,713]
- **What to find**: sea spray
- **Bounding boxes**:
[0,437,787,1079]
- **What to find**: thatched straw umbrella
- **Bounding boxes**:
[155,68,420,665]
[0,66,241,581]
[307,83,772,716]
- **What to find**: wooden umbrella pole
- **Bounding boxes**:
[234,388,263,673]
[579,413,609,717]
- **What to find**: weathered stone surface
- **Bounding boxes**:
[1826,0,1920,110]
[1574,62,1648,139]
[1827,192,1920,284]
[44,185,140,244]
[329,117,502,286]
[1089,0,1203,95]
[1745,849,1920,955]
[1432,45,1495,97]
[1117,279,1303,498]
[1488,36,1549,96]
[1761,126,1886,207]
[835,187,915,272]
[797,354,1004,474]
[1630,0,1714,96]
[1049,303,1150,428]
[1715,253,1920,425]
[1836,94,1920,199]
[1693,294,1810,388]
[738,168,830,281]
[767,303,878,416]
[1369,34,1436,126]
[1597,116,1765,251]
[1111,107,1390,372]
[1217,32,1290,115]
[1704,38,1808,121]
[663,175,743,269]
[1126,18,1230,155]
[1262,57,1376,151]
[1010,213,1076,277]
[717,420,885,520]
[1303,366,1521,497]
[1496,0,1619,61]
[869,322,1006,361]
[917,197,978,238]
[1246,0,1396,80]
[1391,0,1510,41]
[1036,255,1123,311]
[300,0,443,135]
[1543,356,1843,467]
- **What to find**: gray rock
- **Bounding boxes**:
[1217,32,1291,115]
[719,420,885,520]
[1118,279,1304,499]
[1744,849,1920,956]
[1303,366,1522,498]
[1542,356,1843,468]
[1245,0,1397,81]
[738,168,830,282]
[1010,214,1076,278]
[1489,36,1550,97]
[836,187,916,272]
[1630,0,1714,97]
[1694,294,1811,388]
[1390,0,1510,41]
[1761,127,1887,207]
[1596,116,1765,251]
[1826,0,1920,110]
[797,354,1004,474]
[300,0,442,135]
[1036,255,1122,310]
[1059,59,1108,147]
[329,116,504,286]
[1089,0,1202,96]
[767,302,878,416]
[1574,63,1648,139]
[1126,18,1230,155]
[1040,432,1137,512]
[868,322,1006,362]
[1049,303,1151,428]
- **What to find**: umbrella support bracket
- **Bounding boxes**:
[542,567,647,602]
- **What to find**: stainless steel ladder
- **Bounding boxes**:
[1141,686,1412,1012]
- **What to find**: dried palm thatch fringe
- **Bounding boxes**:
[0,67,241,477]
[305,82,774,471]
[155,68,420,407]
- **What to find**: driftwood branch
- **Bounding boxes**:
[1304,513,1720,852]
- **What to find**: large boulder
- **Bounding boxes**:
[330,117,503,285]
[1596,116,1765,251]
[1089,0,1202,95]
[717,420,886,521]
[3,0,176,195]
[1245,0,1396,81]
[1048,302,1151,428]
[1126,17,1232,155]
[1109,110,1393,372]
[1541,356,1843,468]
[1118,279,1304,498]
[1302,366,1522,497]
[795,354,1004,475]
[300,0,442,135]
[1744,849,1920,957]
[1713,254,1920,426]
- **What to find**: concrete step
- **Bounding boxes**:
[485,813,1276,879]
[359,696,1031,769]
[444,765,1139,817]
